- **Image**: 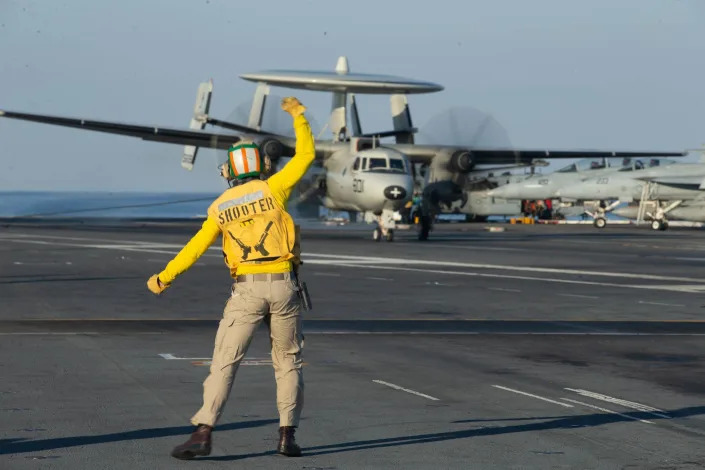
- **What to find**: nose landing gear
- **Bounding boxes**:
[372,209,397,242]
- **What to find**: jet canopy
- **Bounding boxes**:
[556,156,678,173]
[616,157,678,171]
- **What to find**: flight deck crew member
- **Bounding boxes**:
[146,97,314,460]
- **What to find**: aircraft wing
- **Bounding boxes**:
[0,109,249,150]
[0,109,687,165]
[392,144,687,165]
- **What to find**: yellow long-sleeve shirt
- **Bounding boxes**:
[158,114,315,284]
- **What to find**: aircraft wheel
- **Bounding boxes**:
[385,229,394,242]
[594,217,607,229]
[651,220,668,231]
[373,227,382,241]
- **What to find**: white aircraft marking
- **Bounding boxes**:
[159,353,271,365]
[565,388,670,419]
[637,301,685,307]
[556,294,600,299]
[561,398,653,424]
[5,234,705,293]
[302,253,705,283]
[492,385,573,408]
[315,262,705,294]
[372,380,439,401]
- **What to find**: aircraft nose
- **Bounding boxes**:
[384,185,407,201]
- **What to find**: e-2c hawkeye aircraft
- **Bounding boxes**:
[0,56,687,240]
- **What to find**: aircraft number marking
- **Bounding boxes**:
[353,178,365,193]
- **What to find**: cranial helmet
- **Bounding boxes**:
[223,141,262,181]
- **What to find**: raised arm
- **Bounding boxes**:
[147,216,220,294]
[267,98,316,208]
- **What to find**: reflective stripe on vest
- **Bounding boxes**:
[208,180,295,271]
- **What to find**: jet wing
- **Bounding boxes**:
[0,109,248,150]
[392,144,687,165]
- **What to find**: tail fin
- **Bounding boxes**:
[390,94,414,144]
[349,93,362,137]
[329,56,350,142]
[181,79,213,170]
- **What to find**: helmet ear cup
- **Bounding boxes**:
[219,162,234,181]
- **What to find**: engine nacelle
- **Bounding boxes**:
[258,138,284,161]
[448,151,475,173]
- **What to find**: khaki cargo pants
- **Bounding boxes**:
[190,272,304,427]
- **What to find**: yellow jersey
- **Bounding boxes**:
[158,114,315,284]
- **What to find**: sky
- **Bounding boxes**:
[1,0,703,192]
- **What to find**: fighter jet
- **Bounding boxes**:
[487,156,660,201]
[556,158,705,230]
[0,56,686,240]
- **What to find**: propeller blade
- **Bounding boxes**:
[417,106,513,150]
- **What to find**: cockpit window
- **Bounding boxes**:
[560,156,677,174]
[389,158,405,171]
[357,154,408,173]
[368,158,387,169]
[353,157,360,171]
[557,157,611,173]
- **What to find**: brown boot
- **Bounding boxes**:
[171,424,212,460]
[277,426,302,457]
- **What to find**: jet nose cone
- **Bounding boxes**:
[384,185,407,201]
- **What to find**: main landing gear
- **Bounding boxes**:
[593,216,607,229]
[586,200,621,229]
[650,219,669,231]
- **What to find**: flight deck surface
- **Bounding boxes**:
[2,222,705,469]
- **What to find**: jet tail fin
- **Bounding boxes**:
[182,79,213,170]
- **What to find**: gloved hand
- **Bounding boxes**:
[147,274,170,295]
[281,97,306,118]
